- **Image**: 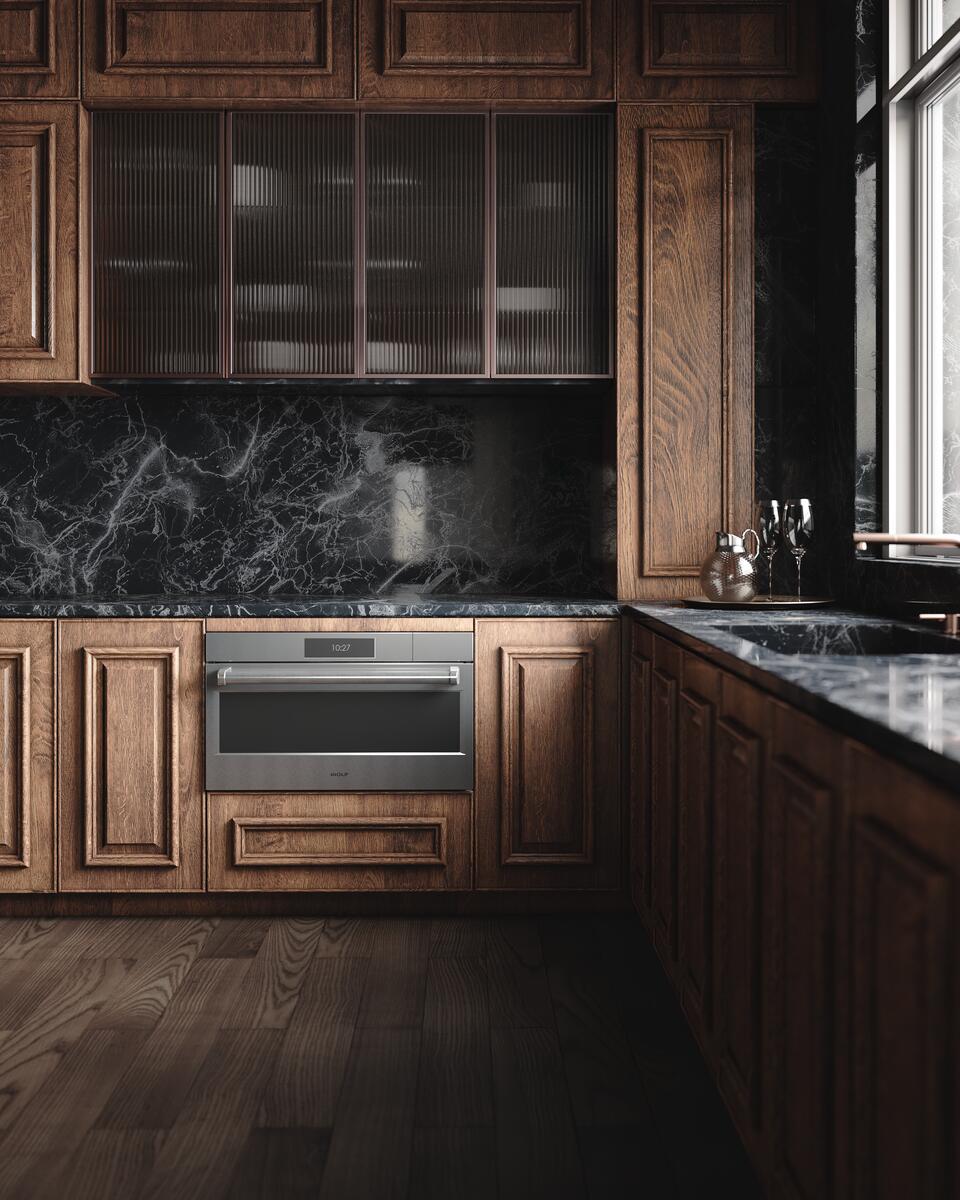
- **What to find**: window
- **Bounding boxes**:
[886,0,960,555]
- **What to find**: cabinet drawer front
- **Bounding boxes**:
[209,793,472,891]
[647,2,791,75]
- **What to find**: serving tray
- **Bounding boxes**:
[683,595,835,611]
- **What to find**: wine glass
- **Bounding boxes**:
[783,499,814,599]
[758,500,781,602]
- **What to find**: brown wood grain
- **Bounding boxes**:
[0,0,79,98]
[221,916,328,1029]
[476,618,620,890]
[616,103,754,599]
[649,651,678,962]
[628,622,653,918]
[617,0,817,101]
[59,620,204,893]
[82,0,355,100]
[359,0,613,99]
[209,794,473,892]
[0,620,54,892]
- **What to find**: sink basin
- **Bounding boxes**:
[721,622,960,657]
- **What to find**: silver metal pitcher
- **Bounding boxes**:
[699,530,760,603]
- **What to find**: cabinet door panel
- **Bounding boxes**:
[232,112,355,377]
[60,620,203,892]
[476,618,619,889]
[0,103,81,384]
[650,666,676,953]
[628,632,652,915]
[677,684,714,1032]
[92,111,221,378]
[360,0,613,99]
[83,0,354,99]
[495,113,611,377]
[0,621,54,892]
[364,113,485,376]
[0,0,79,98]
[617,104,754,599]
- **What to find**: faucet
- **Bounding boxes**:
[852,533,960,635]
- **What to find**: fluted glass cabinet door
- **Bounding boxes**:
[495,114,612,377]
[365,113,485,376]
[93,112,221,377]
[232,113,355,376]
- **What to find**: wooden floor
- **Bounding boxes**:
[0,915,759,1200]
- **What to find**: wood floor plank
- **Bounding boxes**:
[317,1027,421,1200]
[90,919,216,1031]
[200,919,272,960]
[312,916,381,958]
[139,1028,282,1200]
[51,1130,168,1200]
[75,919,200,961]
[415,956,493,1127]
[491,1027,587,1200]
[0,956,74,1029]
[0,1027,146,1199]
[408,1127,498,1200]
[222,918,328,1030]
[225,1128,331,1200]
[576,1125,678,1200]
[259,957,369,1129]
[0,958,132,1134]
[486,919,555,1029]
[0,918,82,960]
[428,917,491,958]
[357,920,431,1030]
[96,958,251,1131]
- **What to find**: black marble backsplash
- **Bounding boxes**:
[0,387,613,597]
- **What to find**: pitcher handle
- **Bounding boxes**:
[742,528,760,561]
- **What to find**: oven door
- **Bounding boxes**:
[205,661,474,792]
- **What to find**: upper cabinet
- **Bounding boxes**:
[0,0,79,97]
[82,0,355,100]
[360,0,614,99]
[617,0,817,101]
[0,102,95,392]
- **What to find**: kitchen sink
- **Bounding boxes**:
[721,622,960,657]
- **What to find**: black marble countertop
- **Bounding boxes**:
[629,602,960,792]
[0,593,622,618]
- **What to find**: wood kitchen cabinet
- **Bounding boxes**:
[476,618,620,890]
[628,621,652,915]
[0,102,100,393]
[58,619,204,892]
[0,0,79,97]
[617,0,817,102]
[649,635,679,960]
[0,621,55,893]
[359,0,614,99]
[617,103,755,599]
[82,0,354,100]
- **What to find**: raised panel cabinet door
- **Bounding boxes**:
[0,102,84,386]
[82,0,354,99]
[763,703,839,1200]
[617,103,754,599]
[713,677,768,1149]
[649,665,677,956]
[360,0,614,99]
[0,621,54,892]
[476,618,620,890]
[0,0,79,97]
[59,620,203,891]
[617,0,816,101]
[628,622,652,917]
[837,744,960,1200]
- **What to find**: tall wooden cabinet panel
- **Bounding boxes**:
[837,744,960,1200]
[617,0,816,101]
[59,620,204,892]
[0,102,88,389]
[82,0,355,99]
[0,0,79,97]
[476,618,619,890]
[649,636,679,958]
[617,103,753,599]
[359,0,614,99]
[0,621,55,893]
[628,621,652,915]
[763,701,840,1200]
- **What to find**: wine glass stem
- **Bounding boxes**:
[795,550,805,599]
[768,551,775,600]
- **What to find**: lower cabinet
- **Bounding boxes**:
[630,618,960,1200]
[208,792,472,891]
[475,618,620,889]
[0,621,55,892]
[58,619,204,892]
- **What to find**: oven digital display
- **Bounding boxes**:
[304,637,375,659]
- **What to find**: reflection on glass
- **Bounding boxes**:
[931,79,960,532]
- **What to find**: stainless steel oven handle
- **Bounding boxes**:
[215,666,460,687]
